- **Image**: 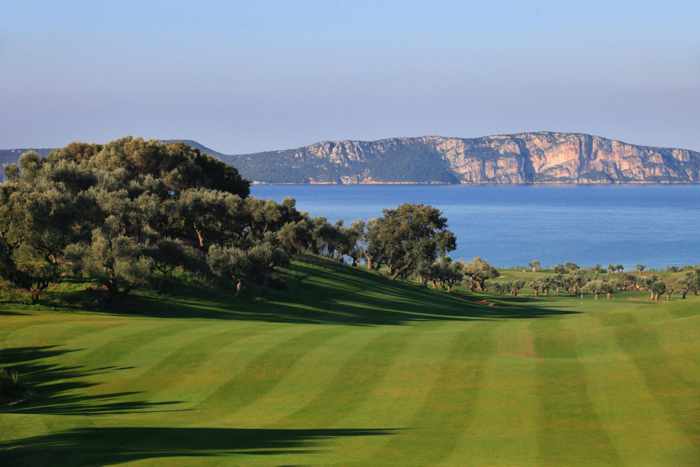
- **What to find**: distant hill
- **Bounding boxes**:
[161,139,227,159]
[0,148,53,179]
[3,132,700,184]
[224,132,700,184]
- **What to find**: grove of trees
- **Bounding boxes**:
[1,137,698,306]
[0,138,465,303]
[488,264,700,302]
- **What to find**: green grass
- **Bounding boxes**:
[1,257,699,466]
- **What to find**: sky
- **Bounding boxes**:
[2,1,699,154]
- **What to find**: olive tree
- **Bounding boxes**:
[366,204,456,280]
[462,257,499,292]
[427,257,464,290]
[207,243,289,293]
[0,153,98,301]
[650,281,667,302]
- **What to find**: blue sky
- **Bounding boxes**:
[2,1,699,153]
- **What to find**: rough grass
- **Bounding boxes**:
[0,257,698,466]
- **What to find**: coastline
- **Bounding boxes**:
[251,180,700,186]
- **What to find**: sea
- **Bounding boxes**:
[252,184,700,269]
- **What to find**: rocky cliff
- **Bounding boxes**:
[3,132,700,184]
[224,132,700,184]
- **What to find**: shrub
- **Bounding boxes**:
[0,368,28,403]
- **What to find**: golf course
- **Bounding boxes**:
[1,257,699,466]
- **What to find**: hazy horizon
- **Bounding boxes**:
[3,1,699,153]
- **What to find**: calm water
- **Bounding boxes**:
[252,185,700,268]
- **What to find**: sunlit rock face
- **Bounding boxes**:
[6,134,696,184]
[423,132,700,184]
[440,133,700,184]
[228,132,700,184]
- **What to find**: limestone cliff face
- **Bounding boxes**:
[3,133,699,184]
[226,132,700,184]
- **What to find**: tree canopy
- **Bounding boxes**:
[0,138,261,301]
[365,204,456,280]
[0,139,462,303]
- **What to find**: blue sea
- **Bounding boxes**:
[252,185,700,269]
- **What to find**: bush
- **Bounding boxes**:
[0,368,28,403]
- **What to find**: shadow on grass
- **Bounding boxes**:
[1,256,578,326]
[0,346,182,416]
[78,256,579,326]
[0,426,397,466]
[0,310,28,316]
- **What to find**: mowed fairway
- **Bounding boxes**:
[1,258,699,466]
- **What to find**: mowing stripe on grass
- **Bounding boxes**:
[533,316,620,467]
[67,321,195,369]
[41,322,124,350]
[332,325,460,465]
[444,319,538,466]
[95,323,262,398]
[372,323,498,465]
[271,326,414,428]
[581,311,697,466]
[196,326,346,416]
[0,317,71,342]
[1,318,127,350]
[2,321,116,362]
[602,310,700,452]
[225,326,398,427]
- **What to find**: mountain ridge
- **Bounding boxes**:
[3,132,700,184]
[268,131,699,154]
[222,131,700,184]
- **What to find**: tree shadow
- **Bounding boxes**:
[0,346,182,416]
[85,257,578,326]
[0,426,398,466]
[1,256,578,326]
[0,310,28,316]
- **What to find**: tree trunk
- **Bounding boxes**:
[194,226,205,249]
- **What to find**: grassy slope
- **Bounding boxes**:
[0,257,699,466]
